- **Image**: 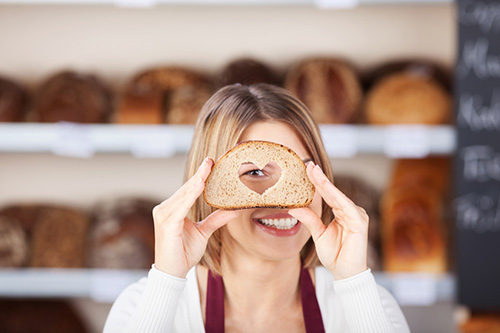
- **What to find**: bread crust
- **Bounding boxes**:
[203,141,315,210]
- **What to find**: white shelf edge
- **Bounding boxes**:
[0,0,454,5]
[0,123,456,157]
[0,268,455,304]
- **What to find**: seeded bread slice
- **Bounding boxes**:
[203,141,315,210]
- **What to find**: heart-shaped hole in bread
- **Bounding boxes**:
[238,161,282,195]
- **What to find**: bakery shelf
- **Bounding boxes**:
[0,268,148,302]
[0,0,453,6]
[0,268,455,304]
[0,123,456,157]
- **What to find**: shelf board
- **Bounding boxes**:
[0,0,454,5]
[0,123,456,157]
[0,268,455,304]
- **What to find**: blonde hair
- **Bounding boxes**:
[186,83,334,275]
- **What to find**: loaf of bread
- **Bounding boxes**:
[363,60,451,92]
[88,198,156,269]
[284,58,362,124]
[218,58,279,87]
[381,186,447,273]
[204,141,314,210]
[0,76,29,122]
[364,71,452,125]
[0,204,47,234]
[35,71,112,123]
[29,206,90,268]
[0,299,87,333]
[116,67,212,124]
[333,175,381,270]
[390,158,451,196]
[0,217,28,267]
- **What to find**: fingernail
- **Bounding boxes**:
[306,161,315,167]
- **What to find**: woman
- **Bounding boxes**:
[104,84,409,332]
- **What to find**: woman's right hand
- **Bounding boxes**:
[153,157,237,278]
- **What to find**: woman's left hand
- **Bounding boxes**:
[289,162,369,281]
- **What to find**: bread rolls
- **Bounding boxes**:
[204,141,314,210]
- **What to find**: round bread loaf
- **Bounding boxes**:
[218,58,279,87]
[29,206,90,268]
[116,67,213,124]
[364,72,452,125]
[88,198,156,269]
[363,60,451,92]
[284,58,362,124]
[35,71,112,123]
[0,217,28,267]
[0,76,29,122]
[204,141,315,210]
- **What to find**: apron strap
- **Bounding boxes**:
[300,267,326,333]
[205,267,325,333]
[205,270,225,333]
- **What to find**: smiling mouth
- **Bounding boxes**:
[257,217,299,230]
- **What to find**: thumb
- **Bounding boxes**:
[289,207,326,241]
[197,210,238,239]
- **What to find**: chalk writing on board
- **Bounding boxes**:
[461,145,500,182]
[457,38,500,79]
[455,193,500,233]
[460,1,500,34]
[457,89,500,131]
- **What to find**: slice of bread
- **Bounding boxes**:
[203,141,315,210]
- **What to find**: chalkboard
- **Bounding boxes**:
[455,0,500,310]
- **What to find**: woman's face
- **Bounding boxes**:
[222,121,323,263]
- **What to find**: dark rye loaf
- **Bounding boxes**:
[204,141,315,210]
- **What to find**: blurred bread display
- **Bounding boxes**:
[381,158,451,273]
[0,299,88,333]
[34,71,112,123]
[88,198,157,269]
[284,58,362,124]
[363,60,452,125]
[0,217,28,267]
[116,67,213,124]
[0,76,29,122]
[218,58,280,87]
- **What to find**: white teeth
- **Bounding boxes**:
[258,218,298,230]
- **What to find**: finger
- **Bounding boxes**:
[155,157,214,222]
[197,210,239,239]
[307,163,360,216]
[288,207,326,241]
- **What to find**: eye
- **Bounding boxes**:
[244,169,265,177]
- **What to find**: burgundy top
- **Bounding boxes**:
[205,267,326,333]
